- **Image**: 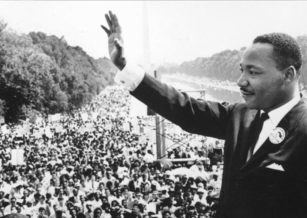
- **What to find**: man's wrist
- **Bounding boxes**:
[114,63,145,91]
[115,57,127,70]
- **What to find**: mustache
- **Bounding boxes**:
[240,87,253,93]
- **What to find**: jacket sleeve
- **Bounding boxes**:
[131,73,235,139]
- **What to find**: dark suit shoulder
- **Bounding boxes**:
[228,102,258,123]
[231,102,256,113]
[289,99,307,132]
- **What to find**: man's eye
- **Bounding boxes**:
[249,71,258,75]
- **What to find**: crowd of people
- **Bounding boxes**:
[0,86,224,218]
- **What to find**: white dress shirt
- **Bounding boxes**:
[114,63,145,91]
[253,93,300,153]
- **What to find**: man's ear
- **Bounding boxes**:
[284,66,297,82]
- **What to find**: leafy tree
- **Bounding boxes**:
[297,36,307,89]
[0,23,115,123]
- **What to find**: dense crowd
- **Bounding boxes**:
[0,86,224,218]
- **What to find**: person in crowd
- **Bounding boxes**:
[3,197,18,215]
[102,10,307,218]
[1,60,224,218]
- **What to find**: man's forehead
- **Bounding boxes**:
[241,43,276,67]
[243,43,274,59]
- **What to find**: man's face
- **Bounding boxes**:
[96,209,102,217]
[39,209,45,215]
[238,43,287,111]
[133,205,140,213]
[11,198,16,205]
[80,196,84,202]
[40,196,45,203]
[122,199,127,207]
[73,189,78,196]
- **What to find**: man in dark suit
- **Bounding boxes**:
[101,11,307,218]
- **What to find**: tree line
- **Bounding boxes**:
[0,21,116,123]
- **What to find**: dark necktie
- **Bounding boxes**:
[246,111,269,161]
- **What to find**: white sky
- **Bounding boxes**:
[1,1,307,66]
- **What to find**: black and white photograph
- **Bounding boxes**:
[1,1,307,218]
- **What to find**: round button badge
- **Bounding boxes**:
[269,127,286,144]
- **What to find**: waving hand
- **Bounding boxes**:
[101,11,126,70]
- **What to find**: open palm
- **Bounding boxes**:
[101,11,126,70]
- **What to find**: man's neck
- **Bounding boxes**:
[266,88,300,113]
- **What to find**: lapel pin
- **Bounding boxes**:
[269,127,286,144]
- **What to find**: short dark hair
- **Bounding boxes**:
[253,33,302,72]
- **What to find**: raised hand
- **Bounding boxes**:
[101,11,126,70]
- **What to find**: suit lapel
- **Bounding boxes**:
[240,99,305,174]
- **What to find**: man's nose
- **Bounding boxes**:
[237,73,249,88]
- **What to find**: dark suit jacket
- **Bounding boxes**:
[131,74,307,218]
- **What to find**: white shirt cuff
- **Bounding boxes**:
[114,63,145,91]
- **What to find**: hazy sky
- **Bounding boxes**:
[1,1,307,66]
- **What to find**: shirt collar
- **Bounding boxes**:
[265,92,301,126]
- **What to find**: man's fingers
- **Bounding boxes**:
[105,13,113,32]
[101,25,110,36]
[106,11,121,33]
[109,10,115,23]
[113,13,122,33]
[110,11,118,32]
[109,11,116,32]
